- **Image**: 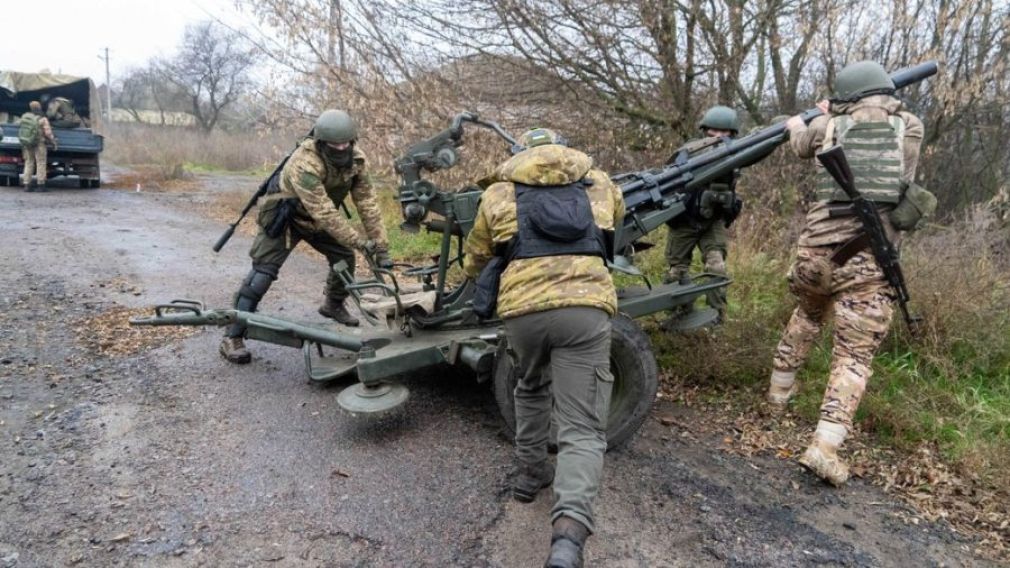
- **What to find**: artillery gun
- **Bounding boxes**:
[131,60,936,448]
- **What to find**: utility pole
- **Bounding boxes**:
[97,48,112,124]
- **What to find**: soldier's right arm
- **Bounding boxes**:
[900,112,925,182]
[786,115,829,159]
[40,117,56,146]
[285,158,366,249]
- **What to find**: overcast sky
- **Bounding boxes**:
[5,0,246,85]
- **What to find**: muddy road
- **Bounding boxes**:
[0,177,990,567]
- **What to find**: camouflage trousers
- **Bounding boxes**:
[772,246,895,427]
[21,144,48,184]
[665,220,728,313]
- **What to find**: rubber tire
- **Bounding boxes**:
[78,178,89,189]
[492,313,659,451]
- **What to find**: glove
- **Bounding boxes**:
[375,249,394,269]
[358,238,376,254]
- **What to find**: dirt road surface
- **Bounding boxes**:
[0,177,991,567]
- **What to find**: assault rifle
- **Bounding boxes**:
[816,145,921,333]
[213,152,293,252]
[611,60,938,256]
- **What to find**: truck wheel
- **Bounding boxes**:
[492,313,658,451]
[78,178,89,189]
[90,178,100,189]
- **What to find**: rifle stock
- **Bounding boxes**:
[815,145,921,334]
[815,145,858,200]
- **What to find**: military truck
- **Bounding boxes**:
[0,71,104,188]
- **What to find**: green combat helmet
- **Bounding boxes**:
[513,127,567,153]
[831,61,895,103]
[314,109,358,143]
[699,106,740,135]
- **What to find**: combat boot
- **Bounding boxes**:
[765,369,798,414]
[512,461,554,503]
[544,516,590,568]
[25,180,36,193]
[798,421,850,486]
[219,336,252,364]
[318,298,359,327]
[36,181,49,193]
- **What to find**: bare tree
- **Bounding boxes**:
[161,21,256,132]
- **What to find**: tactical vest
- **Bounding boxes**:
[667,136,737,223]
[505,180,609,262]
[18,113,41,146]
[815,114,905,203]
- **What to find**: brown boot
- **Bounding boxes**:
[544,516,590,568]
[765,370,799,415]
[318,298,359,327]
[219,336,251,364]
[798,421,850,486]
[512,461,554,503]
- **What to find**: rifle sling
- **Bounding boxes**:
[829,233,871,267]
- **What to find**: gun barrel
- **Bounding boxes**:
[891,61,939,90]
[212,225,236,253]
[619,60,938,215]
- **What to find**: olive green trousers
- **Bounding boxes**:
[503,307,613,533]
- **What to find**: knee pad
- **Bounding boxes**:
[788,256,832,315]
[234,266,278,311]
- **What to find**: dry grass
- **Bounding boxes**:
[73,305,200,358]
[103,122,289,173]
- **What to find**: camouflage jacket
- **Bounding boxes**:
[266,138,387,249]
[786,95,923,247]
[463,145,625,319]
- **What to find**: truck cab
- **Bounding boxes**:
[0,71,104,188]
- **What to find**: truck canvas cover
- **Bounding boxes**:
[0,71,103,133]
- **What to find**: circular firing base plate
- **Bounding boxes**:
[337,382,410,415]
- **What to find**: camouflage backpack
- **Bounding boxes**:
[18,113,41,146]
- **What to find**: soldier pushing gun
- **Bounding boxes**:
[217,110,392,365]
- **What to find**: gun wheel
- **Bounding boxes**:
[492,313,658,451]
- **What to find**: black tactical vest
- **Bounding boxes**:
[505,180,609,262]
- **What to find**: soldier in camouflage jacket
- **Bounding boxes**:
[220,110,389,365]
[766,62,925,487]
[464,129,623,568]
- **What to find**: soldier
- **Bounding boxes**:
[464,128,624,568]
[45,97,85,128]
[219,109,391,364]
[765,61,925,485]
[664,105,742,321]
[17,101,57,192]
